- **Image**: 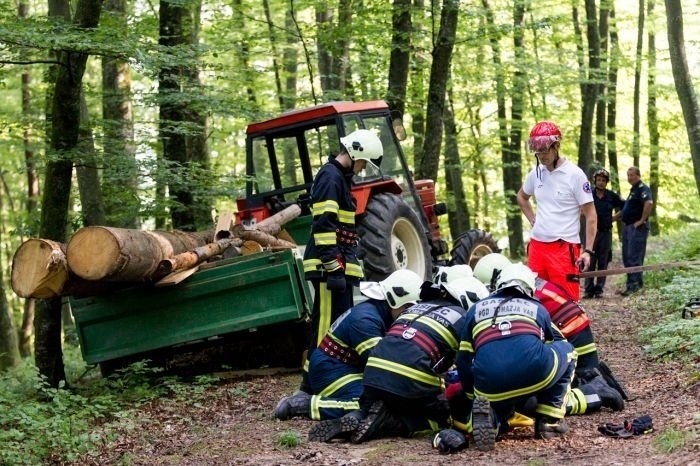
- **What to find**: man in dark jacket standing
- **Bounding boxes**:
[584,168,624,299]
[618,166,654,296]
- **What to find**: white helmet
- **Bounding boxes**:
[473,253,512,288]
[360,269,423,309]
[496,263,537,296]
[340,129,383,168]
[442,276,489,310]
[433,264,473,287]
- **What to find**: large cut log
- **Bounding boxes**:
[66,226,215,282]
[11,239,70,299]
[155,237,243,277]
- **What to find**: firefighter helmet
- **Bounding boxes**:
[340,129,383,168]
[433,264,474,288]
[360,269,423,309]
[473,253,512,289]
[495,263,537,296]
[528,121,562,153]
[442,276,490,310]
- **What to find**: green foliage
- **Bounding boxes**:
[636,225,700,363]
[275,429,302,448]
[652,426,697,454]
[0,350,220,465]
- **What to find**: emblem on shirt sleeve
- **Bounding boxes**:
[583,181,592,193]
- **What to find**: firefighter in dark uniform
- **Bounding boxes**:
[308,275,489,443]
[275,269,424,423]
[455,263,576,451]
[296,129,383,394]
[473,253,624,416]
[584,168,625,299]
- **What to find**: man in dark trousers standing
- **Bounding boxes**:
[618,166,654,296]
[583,168,624,299]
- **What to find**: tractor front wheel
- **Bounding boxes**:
[357,193,432,281]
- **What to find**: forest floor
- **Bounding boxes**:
[72,270,700,466]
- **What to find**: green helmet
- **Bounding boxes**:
[473,253,512,289]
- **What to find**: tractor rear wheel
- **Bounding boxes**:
[357,193,432,281]
[449,229,500,269]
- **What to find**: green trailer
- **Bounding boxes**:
[70,248,313,373]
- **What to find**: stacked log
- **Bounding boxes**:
[11,204,302,299]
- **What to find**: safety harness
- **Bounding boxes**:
[319,335,361,366]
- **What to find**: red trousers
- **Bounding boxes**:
[528,239,581,301]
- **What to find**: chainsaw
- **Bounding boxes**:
[566,259,700,282]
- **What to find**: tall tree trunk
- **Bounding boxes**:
[386,0,412,117]
[632,0,645,167]
[183,0,212,230]
[506,0,526,258]
[37,0,103,388]
[607,4,621,194]
[102,0,138,229]
[594,1,610,165]
[0,192,20,370]
[664,0,700,196]
[76,91,106,226]
[158,0,212,231]
[483,0,520,256]
[409,0,427,165]
[18,0,39,358]
[444,90,470,236]
[315,1,349,100]
[647,0,660,236]
[577,0,601,173]
[416,0,458,181]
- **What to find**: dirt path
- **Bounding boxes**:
[78,288,699,466]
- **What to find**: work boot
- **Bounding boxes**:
[274,391,311,420]
[308,410,363,442]
[535,415,569,440]
[350,400,407,444]
[583,375,625,411]
[471,396,497,451]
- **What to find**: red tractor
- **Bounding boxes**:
[235,99,498,279]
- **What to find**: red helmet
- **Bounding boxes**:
[528,121,562,153]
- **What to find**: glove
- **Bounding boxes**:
[326,270,346,292]
[432,428,467,454]
[627,415,653,435]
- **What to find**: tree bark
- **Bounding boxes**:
[577,0,602,173]
[417,0,459,181]
[102,0,139,229]
[0,200,20,369]
[647,0,660,236]
[607,4,621,194]
[632,0,645,167]
[76,90,106,226]
[664,0,700,197]
[156,237,243,276]
[595,1,610,165]
[386,0,412,117]
[36,0,103,387]
[443,91,470,236]
[66,226,215,282]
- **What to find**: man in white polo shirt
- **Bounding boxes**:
[516,121,596,301]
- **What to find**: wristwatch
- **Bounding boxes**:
[583,248,595,255]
